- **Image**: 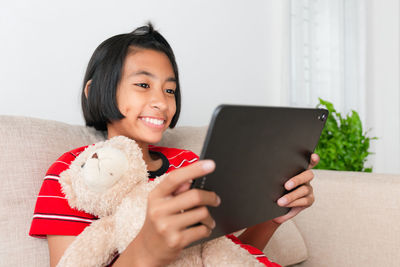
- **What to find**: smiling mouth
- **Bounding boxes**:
[139,116,165,127]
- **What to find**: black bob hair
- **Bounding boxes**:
[81,23,181,131]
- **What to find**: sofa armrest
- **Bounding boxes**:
[291,170,400,267]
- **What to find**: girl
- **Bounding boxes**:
[30,23,317,267]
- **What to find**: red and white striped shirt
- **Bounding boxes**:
[29,145,199,238]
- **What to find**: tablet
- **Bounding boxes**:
[190,104,328,246]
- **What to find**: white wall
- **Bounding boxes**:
[365,0,400,174]
[1,0,398,174]
[0,0,288,127]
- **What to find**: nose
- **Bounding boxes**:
[150,88,167,111]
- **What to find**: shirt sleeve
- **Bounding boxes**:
[29,147,97,238]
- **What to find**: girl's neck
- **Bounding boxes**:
[137,141,162,172]
[137,141,152,165]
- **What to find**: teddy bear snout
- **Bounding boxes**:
[82,147,129,193]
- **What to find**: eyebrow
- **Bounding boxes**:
[131,70,176,83]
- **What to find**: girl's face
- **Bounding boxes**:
[107,48,177,145]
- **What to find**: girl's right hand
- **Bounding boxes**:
[119,160,220,267]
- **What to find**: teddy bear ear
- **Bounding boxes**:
[60,172,71,188]
[59,167,78,206]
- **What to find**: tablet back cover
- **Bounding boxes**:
[190,104,328,245]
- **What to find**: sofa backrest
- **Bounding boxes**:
[0,116,105,266]
[0,115,307,266]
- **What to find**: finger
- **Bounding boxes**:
[180,224,212,247]
[282,194,314,208]
[173,181,193,196]
[308,153,320,169]
[172,206,216,230]
[284,169,314,191]
[278,184,313,206]
[160,189,221,215]
[273,207,305,224]
[151,160,215,198]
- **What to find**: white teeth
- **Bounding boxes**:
[141,117,164,126]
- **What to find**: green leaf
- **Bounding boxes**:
[318,98,336,113]
[315,98,377,172]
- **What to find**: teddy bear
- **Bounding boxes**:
[57,135,265,267]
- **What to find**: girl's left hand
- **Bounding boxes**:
[272,153,319,224]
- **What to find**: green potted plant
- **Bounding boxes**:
[314,98,376,172]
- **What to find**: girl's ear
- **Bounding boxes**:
[84,80,92,99]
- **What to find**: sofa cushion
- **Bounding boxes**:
[292,170,400,267]
[0,115,307,266]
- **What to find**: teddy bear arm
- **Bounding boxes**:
[57,216,117,267]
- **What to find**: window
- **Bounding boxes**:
[290,0,366,123]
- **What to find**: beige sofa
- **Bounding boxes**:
[1,115,399,267]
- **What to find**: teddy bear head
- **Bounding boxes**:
[59,136,149,217]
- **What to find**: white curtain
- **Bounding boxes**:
[289,0,400,174]
[289,0,366,123]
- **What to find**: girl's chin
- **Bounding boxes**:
[135,133,164,145]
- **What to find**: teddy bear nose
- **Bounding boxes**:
[92,153,98,159]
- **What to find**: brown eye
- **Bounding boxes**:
[135,83,150,88]
[166,89,175,95]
